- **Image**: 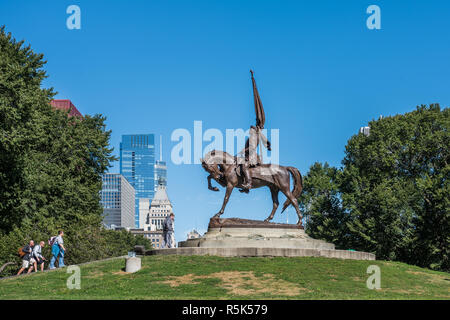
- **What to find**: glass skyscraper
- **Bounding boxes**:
[120,134,155,227]
[155,160,167,187]
[154,135,167,188]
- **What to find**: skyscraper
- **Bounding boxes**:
[142,181,175,248]
[120,134,155,227]
[155,135,167,188]
[100,173,135,228]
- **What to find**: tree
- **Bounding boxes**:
[0,26,116,232]
[299,162,349,246]
[300,105,449,271]
[0,27,150,276]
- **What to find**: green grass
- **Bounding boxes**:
[0,255,449,299]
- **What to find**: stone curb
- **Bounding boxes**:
[146,247,376,260]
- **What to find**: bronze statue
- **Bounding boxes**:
[201,71,304,226]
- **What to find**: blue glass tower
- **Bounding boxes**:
[120,134,155,227]
[154,135,167,188]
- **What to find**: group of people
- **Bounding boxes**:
[17,230,66,275]
[16,217,174,276]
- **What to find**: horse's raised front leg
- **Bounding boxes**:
[264,186,279,222]
[207,175,219,192]
[213,183,234,218]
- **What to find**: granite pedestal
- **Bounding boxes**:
[142,218,375,260]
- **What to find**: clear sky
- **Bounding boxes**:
[1,0,449,241]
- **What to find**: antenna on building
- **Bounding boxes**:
[159,135,163,161]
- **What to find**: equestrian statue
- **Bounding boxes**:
[201,71,304,226]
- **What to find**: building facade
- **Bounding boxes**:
[155,160,167,188]
[141,182,175,248]
[100,173,135,228]
[187,229,202,240]
[359,126,370,136]
[154,136,167,188]
[120,134,155,227]
[138,198,151,230]
[50,99,83,118]
[129,229,164,249]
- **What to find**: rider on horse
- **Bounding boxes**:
[239,125,271,192]
[239,70,271,193]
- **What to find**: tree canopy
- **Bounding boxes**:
[0,26,115,232]
[300,105,449,271]
[0,27,150,276]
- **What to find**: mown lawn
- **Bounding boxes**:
[0,255,449,299]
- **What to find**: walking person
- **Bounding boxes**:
[49,230,66,269]
[17,240,34,275]
[32,241,46,272]
[161,213,175,248]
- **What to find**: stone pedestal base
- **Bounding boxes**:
[179,218,335,250]
[148,218,375,260]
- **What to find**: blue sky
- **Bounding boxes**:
[2,0,449,241]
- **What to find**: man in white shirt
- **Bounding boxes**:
[32,241,46,272]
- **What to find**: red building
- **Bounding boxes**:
[50,99,83,118]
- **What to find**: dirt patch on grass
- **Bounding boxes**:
[162,274,201,286]
[386,286,427,295]
[406,270,450,285]
[381,285,449,298]
[112,270,130,276]
[160,271,308,297]
[84,270,105,279]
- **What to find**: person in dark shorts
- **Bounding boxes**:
[17,240,34,275]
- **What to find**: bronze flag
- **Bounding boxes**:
[250,70,265,129]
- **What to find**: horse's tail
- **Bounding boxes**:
[281,166,303,213]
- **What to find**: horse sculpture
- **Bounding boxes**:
[201,149,304,226]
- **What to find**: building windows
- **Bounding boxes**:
[120,134,155,228]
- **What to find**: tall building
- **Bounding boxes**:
[120,134,155,227]
[50,99,83,118]
[155,136,167,188]
[138,198,151,230]
[100,173,135,228]
[141,181,175,248]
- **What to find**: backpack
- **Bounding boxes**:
[48,236,57,246]
[18,246,27,258]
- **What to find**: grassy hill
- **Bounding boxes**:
[0,255,449,299]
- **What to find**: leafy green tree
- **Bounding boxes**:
[300,105,449,271]
[0,27,151,276]
[0,26,55,231]
[0,26,115,231]
[299,162,349,246]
